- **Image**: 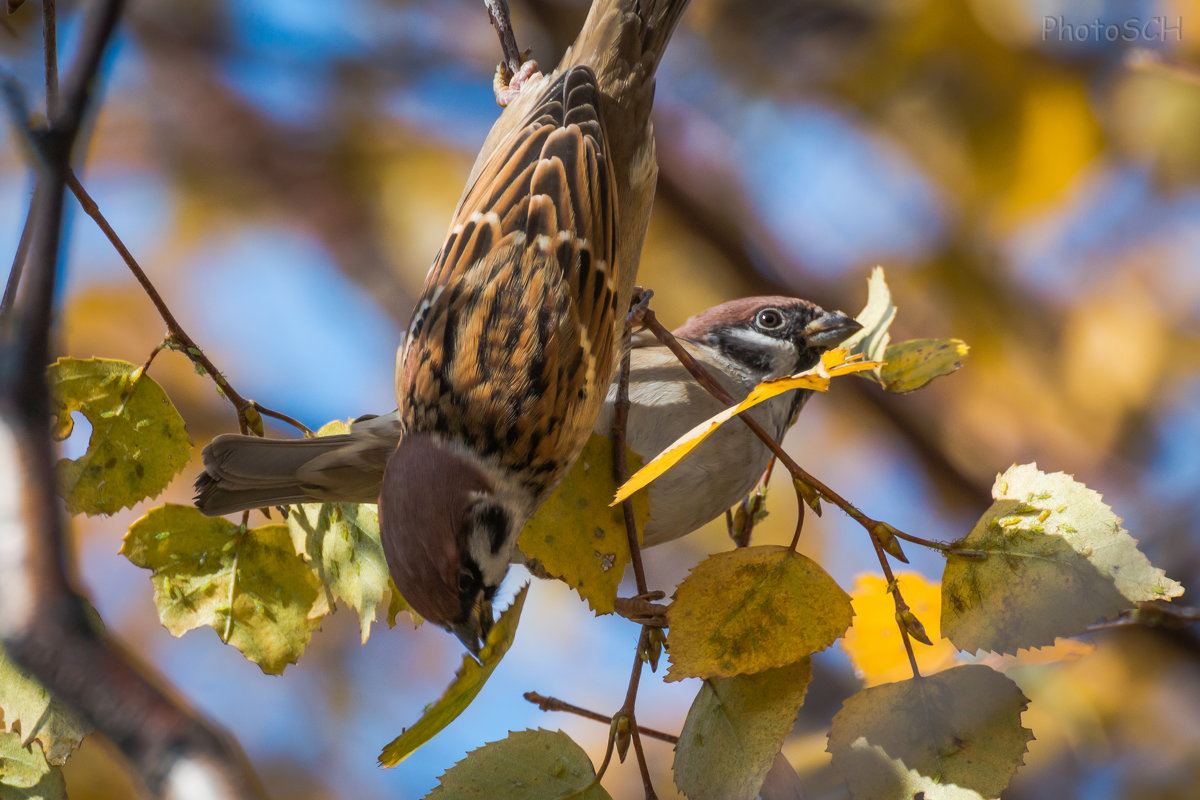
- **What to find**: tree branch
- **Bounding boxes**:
[0,2,267,797]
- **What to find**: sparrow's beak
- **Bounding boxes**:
[801,310,862,349]
[450,597,495,660]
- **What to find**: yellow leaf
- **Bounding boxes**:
[519,434,649,614]
[612,350,877,505]
[122,504,328,674]
[49,357,191,516]
[666,546,853,680]
[378,584,528,767]
[840,573,959,687]
[880,338,969,393]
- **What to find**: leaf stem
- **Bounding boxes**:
[870,533,922,679]
[522,692,679,744]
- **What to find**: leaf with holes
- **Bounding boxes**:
[379,584,528,767]
[827,665,1032,800]
[942,464,1184,654]
[667,546,853,680]
[613,350,876,505]
[673,660,812,800]
[49,357,191,515]
[425,728,610,799]
[122,504,328,674]
[520,434,649,614]
[0,646,89,766]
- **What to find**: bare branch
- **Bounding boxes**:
[0,1,268,797]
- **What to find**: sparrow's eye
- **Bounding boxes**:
[457,567,480,595]
[754,308,785,331]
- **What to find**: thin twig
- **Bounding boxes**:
[523,692,679,744]
[0,2,268,796]
[607,296,658,799]
[1,202,34,317]
[730,458,774,548]
[64,170,310,436]
[613,349,648,595]
[869,531,921,679]
[484,0,524,77]
[1087,603,1200,631]
[621,628,657,799]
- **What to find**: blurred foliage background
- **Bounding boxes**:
[2,0,1199,797]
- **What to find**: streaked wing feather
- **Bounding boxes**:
[399,67,619,493]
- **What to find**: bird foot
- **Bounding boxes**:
[614,591,668,627]
[626,286,654,328]
[493,58,541,108]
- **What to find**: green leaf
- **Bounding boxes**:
[843,267,895,386]
[379,584,528,767]
[122,504,328,674]
[49,357,191,515]
[289,501,389,644]
[0,729,66,799]
[0,647,89,766]
[666,546,853,680]
[942,463,1184,654]
[425,729,611,800]
[673,660,812,800]
[827,665,1032,800]
[880,338,969,393]
[519,434,648,614]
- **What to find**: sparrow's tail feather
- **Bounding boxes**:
[194,413,402,516]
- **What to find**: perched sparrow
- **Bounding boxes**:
[196,296,860,546]
[379,0,690,653]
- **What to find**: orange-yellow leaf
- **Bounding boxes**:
[612,350,877,505]
[840,573,959,687]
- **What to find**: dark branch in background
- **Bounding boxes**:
[42,0,57,114]
[0,1,267,797]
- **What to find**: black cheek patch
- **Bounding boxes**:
[714,329,776,374]
[478,504,511,555]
